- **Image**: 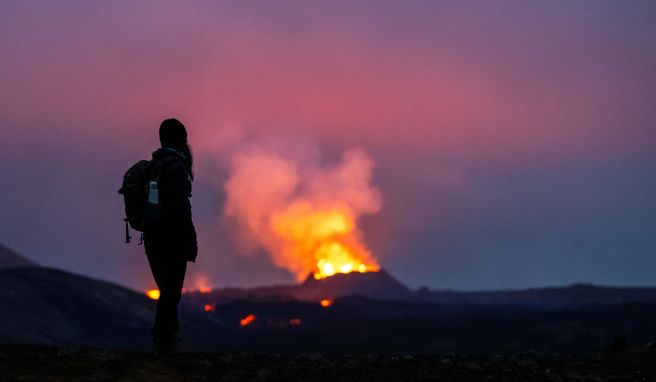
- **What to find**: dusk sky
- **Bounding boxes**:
[1,1,655,291]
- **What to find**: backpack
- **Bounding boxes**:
[118,159,163,243]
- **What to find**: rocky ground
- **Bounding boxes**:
[1,344,654,382]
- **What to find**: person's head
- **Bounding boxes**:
[159,118,193,180]
[159,118,187,148]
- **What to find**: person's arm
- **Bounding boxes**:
[168,159,198,262]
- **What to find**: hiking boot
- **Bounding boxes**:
[153,335,181,356]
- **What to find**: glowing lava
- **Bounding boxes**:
[271,205,380,280]
[240,314,256,327]
[224,147,382,282]
[193,275,213,294]
[146,289,160,300]
[320,299,333,307]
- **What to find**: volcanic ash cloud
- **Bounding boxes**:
[224,146,382,281]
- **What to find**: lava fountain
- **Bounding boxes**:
[224,145,382,281]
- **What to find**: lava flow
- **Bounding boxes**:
[204,304,215,312]
[320,299,333,307]
[240,314,256,327]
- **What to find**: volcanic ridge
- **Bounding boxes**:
[3,245,656,353]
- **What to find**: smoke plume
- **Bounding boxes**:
[224,145,382,281]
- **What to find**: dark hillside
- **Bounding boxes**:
[0,244,38,269]
[0,267,220,350]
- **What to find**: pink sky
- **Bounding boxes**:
[1,1,655,290]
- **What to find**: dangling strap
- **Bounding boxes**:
[124,219,132,244]
[138,233,144,246]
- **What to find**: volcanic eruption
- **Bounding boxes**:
[224,145,382,281]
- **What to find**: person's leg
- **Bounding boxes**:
[146,251,187,353]
[155,255,187,336]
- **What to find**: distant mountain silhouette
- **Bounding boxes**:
[185,269,656,309]
[296,269,413,300]
[0,244,38,269]
[415,283,656,309]
[183,268,414,304]
[0,267,220,350]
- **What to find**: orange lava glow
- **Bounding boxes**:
[145,289,160,300]
[289,318,302,325]
[225,148,382,282]
[272,206,380,280]
[320,299,333,307]
[240,314,256,327]
[193,275,213,294]
[204,304,215,312]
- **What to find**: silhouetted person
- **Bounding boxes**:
[144,118,197,355]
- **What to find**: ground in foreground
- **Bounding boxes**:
[0,344,654,382]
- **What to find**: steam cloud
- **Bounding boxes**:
[224,145,382,281]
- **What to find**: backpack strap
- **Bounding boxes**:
[124,218,132,243]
